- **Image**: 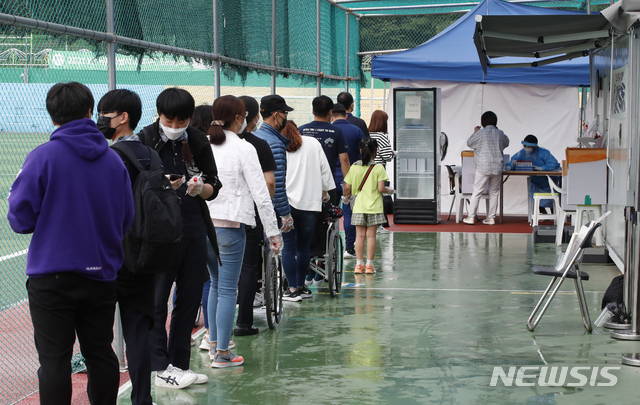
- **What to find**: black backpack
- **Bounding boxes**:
[112,142,182,275]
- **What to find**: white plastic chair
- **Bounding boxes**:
[531,176,560,226]
[547,175,575,245]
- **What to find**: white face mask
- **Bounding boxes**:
[161,122,188,140]
[252,118,260,132]
[524,147,535,154]
[239,118,247,134]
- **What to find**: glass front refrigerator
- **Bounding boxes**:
[392,88,441,224]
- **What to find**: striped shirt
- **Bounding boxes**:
[466,125,509,175]
[370,131,394,167]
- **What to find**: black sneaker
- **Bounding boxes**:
[298,286,312,299]
[283,289,302,302]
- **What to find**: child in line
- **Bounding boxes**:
[342,138,394,274]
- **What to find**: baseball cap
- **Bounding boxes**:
[260,95,294,113]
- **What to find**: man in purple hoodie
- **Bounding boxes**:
[7,82,134,405]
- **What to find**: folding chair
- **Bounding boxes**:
[526,222,602,332]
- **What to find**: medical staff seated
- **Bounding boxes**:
[510,134,560,212]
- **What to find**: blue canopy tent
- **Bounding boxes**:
[371,0,593,217]
[371,0,591,86]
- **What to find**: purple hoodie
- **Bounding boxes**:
[8,119,134,281]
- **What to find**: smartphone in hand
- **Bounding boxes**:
[169,174,183,181]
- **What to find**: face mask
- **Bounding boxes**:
[524,147,534,154]
[97,115,122,140]
[275,113,287,131]
[161,122,188,140]
[239,118,247,134]
[252,118,260,132]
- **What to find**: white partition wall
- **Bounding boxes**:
[386,79,580,216]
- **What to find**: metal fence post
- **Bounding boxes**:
[213,0,220,99]
[106,0,116,91]
[345,11,350,93]
[271,0,276,94]
[317,0,321,97]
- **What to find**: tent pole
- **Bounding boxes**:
[587,0,591,14]
[383,81,387,112]
[370,74,374,118]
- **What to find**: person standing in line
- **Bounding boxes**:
[368,110,396,233]
[463,111,509,225]
[206,95,282,367]
[331,103,365,260]
[233,95,277,336]
[8,82,134,405]
[281,121,336,301]
[298,95,350,205]
[342,138,392,275]
[337,91,370,137]
[138,88,220,388]
[254,94,296,234]
[97,89,176,404]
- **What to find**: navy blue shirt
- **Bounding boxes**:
[347,113,370,138]
[298,121,348,181]
[332,119,365,164]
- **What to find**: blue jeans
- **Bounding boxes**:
[201,279,210,329]
[282,207,317,289]
[343,202,355,251]
[207,226,246,352]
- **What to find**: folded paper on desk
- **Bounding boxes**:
[555,210,611,271]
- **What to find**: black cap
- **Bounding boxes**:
[332,103,346,114]
[260,95,294,113]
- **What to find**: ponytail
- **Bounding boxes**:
[360,137,378,165]
[208,95,246,145]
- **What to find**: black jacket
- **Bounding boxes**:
[138,121,222,263]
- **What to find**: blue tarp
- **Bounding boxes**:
[371,0,590,86]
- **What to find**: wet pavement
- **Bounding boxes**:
[118,232,640,405]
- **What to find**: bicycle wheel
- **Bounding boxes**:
[273,255,283,324]
[263,248,275,330]
[332,232,344,294]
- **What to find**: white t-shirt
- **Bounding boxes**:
[286,137,336,212]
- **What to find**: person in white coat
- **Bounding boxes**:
[280,121,336,302]
[206,95,282,368]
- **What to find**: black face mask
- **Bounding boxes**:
[275,113,287,132]
[97,115,121,139]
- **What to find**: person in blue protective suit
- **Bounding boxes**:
[510,134,560,212]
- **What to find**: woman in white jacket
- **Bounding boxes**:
[280,121,335,302]
[206,95,282,368]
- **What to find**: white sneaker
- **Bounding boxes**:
[304,277,314,286]
[188,370,208,384]
[313,277,325,287]
[199,334,210,351]
[253,293,263,307]
[462,217,475,225]
[155,364,197,389]
[376,225,390,234]
[343,249,356,259]
[482,218,495,225]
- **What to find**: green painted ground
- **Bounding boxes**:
[117,232,640,405]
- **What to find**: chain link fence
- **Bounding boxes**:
[0,1,360,403]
